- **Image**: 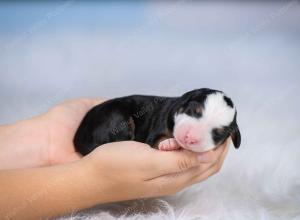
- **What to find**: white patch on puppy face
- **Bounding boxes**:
[203,92,235,127]
[173,92,235,152]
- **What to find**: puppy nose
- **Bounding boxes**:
[183,134,199,145]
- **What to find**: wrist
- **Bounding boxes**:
[0,159,110,219]
[0,117,48,169]
[79,155,113,204]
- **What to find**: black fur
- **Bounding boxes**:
[211,112,241,149]
[74,88,241,155]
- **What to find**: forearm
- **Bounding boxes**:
[0,159,103,220]
[0,117,48,170]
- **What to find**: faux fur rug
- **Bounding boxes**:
[56,102,300,220]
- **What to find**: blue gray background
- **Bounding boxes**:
[0,1,299,142]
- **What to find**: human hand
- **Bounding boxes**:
[0,139,229,220]
[40,98,105,165]
[0,98,104,169]
[82,139,229,202]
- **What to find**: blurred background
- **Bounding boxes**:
[0,0,299,140]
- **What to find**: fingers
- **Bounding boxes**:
[81,98,106,108]
[158,138,181,151]
[149,149,203,176]
[58,98,105,110]
[51,152,82,165]
[72,98,105,110]
[173,143,228,185]
[147,139,230,196]
[189,142,229,185]
[150,138,230,176]
[195,138,230,175]
[63,151,82,162]
[197,146,222,163]
[146,166,201,196]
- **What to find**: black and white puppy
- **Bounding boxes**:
[74,88,241,155]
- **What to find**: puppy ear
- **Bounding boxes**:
[231,124,241,149]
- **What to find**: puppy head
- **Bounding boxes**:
[173,88,241,152]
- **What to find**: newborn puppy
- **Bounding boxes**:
[74,88,241,155]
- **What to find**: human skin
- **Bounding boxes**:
[0,99,229,220]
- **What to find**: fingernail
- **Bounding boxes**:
[197,152,213,163]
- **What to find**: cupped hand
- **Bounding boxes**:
[0,98,104,169]
[40,98,104,165]
[82,139,229,202]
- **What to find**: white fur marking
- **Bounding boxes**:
[203,92,235,127]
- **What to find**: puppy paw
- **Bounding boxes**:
[158,138,181,151]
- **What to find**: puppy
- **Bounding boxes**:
[74,88,241,155]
